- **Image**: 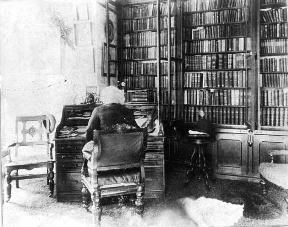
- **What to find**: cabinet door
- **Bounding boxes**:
[253,131,288,175]
[213,130,248,177]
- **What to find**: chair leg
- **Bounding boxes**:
[47,162,54,197]
[82,184,90,211]
[5,170,12,202]
[15,170,19,188]
[91,189,102,227]
[118,195,125,208]
[135,184,144,215]
[260,178,267,195]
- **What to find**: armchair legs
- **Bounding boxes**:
[260,177,267,195]
[47,162,55,197]
[135,184,144,215]
[91,189,102,226]
[82,184,90,210]
[5,170,12,202]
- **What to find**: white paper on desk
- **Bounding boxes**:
[188,130,208,136]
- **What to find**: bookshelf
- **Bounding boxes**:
[118,0,181,122]
[259,0,288,130]
[182,0,252,127]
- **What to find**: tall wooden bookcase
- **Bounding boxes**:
[116,0,182,123]
[112,0,288,182]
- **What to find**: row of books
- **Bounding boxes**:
[184,24,248,40]
[184,71,247,88]
[183,9,249,26]
[119,61,175,75]
[260,7,288,23]
[120,46,176,60]
[124,75,156,90]
[262,73,288,87]
[184,89,246,105]
[121,2,176,19]
[261,23,288,38]
[122,30,176,47]
[121,17,175,33]
[185,53,248,70]
[261,89,288,106]
[261,0,287,5]
[126,90,156,103]
[183,0,249,12]
[260,57,288,72]
[261,107,288,127]
[260,39,288,54]
[184,106,246,125]
[184,38,250,54]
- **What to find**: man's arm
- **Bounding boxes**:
[86,108,100,142]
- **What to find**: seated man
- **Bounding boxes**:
[82,86,139,161]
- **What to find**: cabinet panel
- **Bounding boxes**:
[253,131,288,174]
[213,130,248,177]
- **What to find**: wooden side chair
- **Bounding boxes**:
[3,115,56,201]
[81,128,146,226]
[259,149,288,213]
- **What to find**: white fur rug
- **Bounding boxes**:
[181,197,244,227]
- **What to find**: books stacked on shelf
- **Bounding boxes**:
[184,71,247,88]
[185,53,249,70]
[261,89,288,106]
[121,1,176,19]
[260,57,288,72]
[121,45,176,59]
[261,0,287,5]
[183,89,246,106]
[183,9,249,26]
[260,0,288,128]
[121,16,175,32]
[260,7,287,23]
[184,38,251,54]
[183,0,250,126]
[183,0,248,12]
[261,107,288,127]
[184,24,248,40]
[260,39,288,54]
[122,30,176,47]
[126,89,156,103]
[260,23,288,38]
[262,73,288,87]
[184,106,245,125]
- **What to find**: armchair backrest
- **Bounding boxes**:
[93,129,146,170]
[11,115,55,161]
[16,115,52,146]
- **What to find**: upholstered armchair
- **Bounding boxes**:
[259,150,288,213]
[81,128,146,226]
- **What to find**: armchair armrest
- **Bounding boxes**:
[1,143,17,159]
[268,150,288,164]
[269,150,288,157]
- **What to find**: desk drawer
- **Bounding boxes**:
[56,172,82,193]
[144,152,164,166]
[56,141,85,153]
[56,153,83,162]
[145,167,164,191]
[56,161,83,171]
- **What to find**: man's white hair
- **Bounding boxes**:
[100,86,125,104]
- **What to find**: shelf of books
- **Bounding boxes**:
[118,0,180,122]
[259,0,288,130]
[182,0,252,128]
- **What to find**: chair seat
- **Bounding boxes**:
[4,159,54,168]
[87,168,140,186]
[259,163,288,190]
